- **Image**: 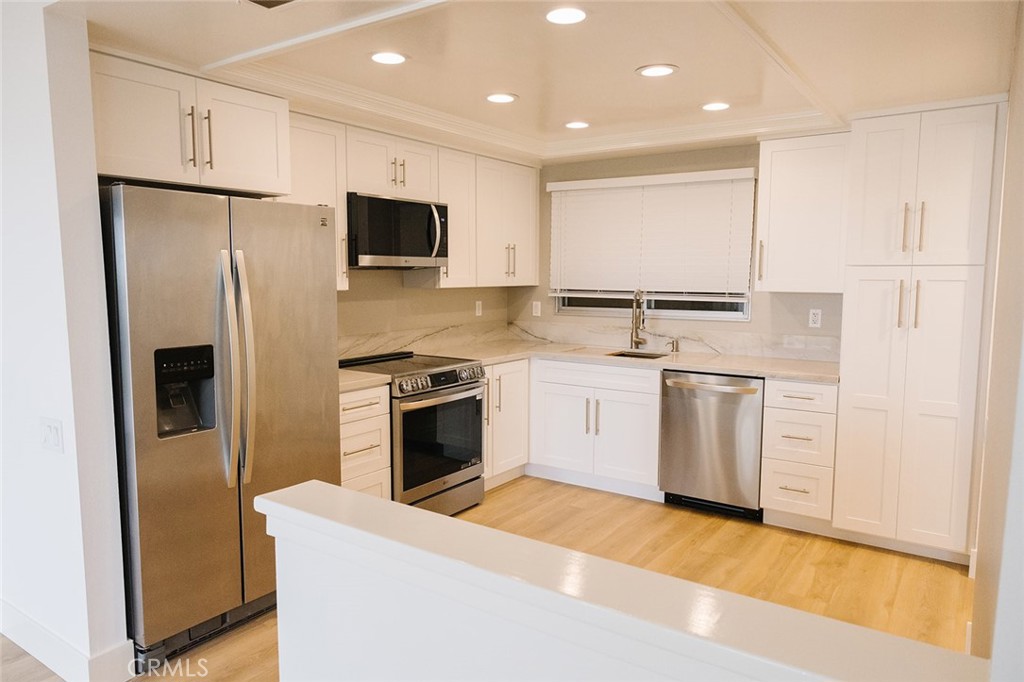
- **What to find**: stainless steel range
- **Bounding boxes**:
[338,352,485,515]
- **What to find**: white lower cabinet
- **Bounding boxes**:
[339,384,392,498]
[760,379,838,521]
[530,361,660,492]
[483,360,530,484]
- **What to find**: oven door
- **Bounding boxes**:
[393,383,484,504]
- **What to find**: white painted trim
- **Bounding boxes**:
[546,167,755,192]
[525,464,663,502]
[762,509,971,565]
[201,0,446,72]
[849,93,1009,121]
[970,547,979,579]
[1,600,135,682]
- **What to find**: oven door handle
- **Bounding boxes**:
[398,385,484,412]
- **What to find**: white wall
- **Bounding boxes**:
[0,3,132,680]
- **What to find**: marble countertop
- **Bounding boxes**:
[338,368,391,393]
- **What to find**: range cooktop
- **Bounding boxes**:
[338,352,484,396]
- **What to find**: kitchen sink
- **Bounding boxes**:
[607,350,668,359]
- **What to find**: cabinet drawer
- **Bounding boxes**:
[341,467,392,500]
[340,414,391,480]
[339,385,389,424]
[760,459,834,520]
[531,359,660,394]
[764,380,837,413]
[763,407,836,467]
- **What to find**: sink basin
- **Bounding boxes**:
[607,350,668,359]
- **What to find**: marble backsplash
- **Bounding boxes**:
[338,320,840,362]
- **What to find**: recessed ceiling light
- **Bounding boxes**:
[487,93,518,104]
[636,64,677,78]
[371,52,406,65]
[565,121,590,129]
[702,102,730,111]
[546,7,586,24]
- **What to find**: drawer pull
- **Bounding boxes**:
[781,394,815,401]
[781,434,814,442]
[343,443,380,458]
[779,485,811,495]
[342,398,381,412]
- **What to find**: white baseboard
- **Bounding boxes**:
[1,600,134,682]
[484,465,526,491]
[525,464,662,502]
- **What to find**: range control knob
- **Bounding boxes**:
[458,368,469,381]
[399,379,411,393]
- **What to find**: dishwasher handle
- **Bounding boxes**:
[665,378,760,395]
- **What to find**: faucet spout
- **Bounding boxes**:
[630,290,647,349]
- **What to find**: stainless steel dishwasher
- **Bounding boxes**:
[659,371,764,519]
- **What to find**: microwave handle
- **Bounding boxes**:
[429,204,441,259]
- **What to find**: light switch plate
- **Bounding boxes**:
[475,301,482,316]
[532,301,541,317]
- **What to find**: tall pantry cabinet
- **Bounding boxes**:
[833,104,997,552]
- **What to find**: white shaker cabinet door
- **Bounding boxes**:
[437,148,477,288]
[896,266,983,550]
[90,53,200,185]
[347,127,397,197]
[490,360,530,476]
[530,382,593,474]
[394,138,439,202]
[846,114,920,266]
[833,266,911,538]
[591,389,660,486]
[913,106,996,266]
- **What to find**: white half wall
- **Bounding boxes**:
[1,3,132,680]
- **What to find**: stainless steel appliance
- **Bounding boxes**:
[101,184,340,664]
[659,371,764,519]
[346,192,448,268]
[338,352,485,514]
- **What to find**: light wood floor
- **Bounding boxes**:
[2,476,973,681]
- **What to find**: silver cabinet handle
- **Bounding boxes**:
[483,381,491,426]
[781,434,814,442]
[901,202,910,252]
[343,443,381,458]
[758,240,765,281]
[400,159,407,187]
[594,398,601,436]
[897,279,905,328]
[585,398,591,434]
[665,379,760,395]
[914,279,922,329]
[341,398,380,412]
[917,201,925,252]
[204,109,214,169]
[236,250,256,484]
[505,244,511,277]
[186,106,198,168]
[496,376,503,412]
[779,485,810,495]
[781,393,816,401]
[429,204,442,258]
[220,250,241,488]
[511,243,517,278]
[390,157,398,186]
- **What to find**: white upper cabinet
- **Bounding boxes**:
[755,133,849,293]
[283,114,348,291]
[846,104,996,266]
[476,157,539,287]
[90,53,290,195]
[346,127,438,202]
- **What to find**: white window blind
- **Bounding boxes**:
[550,170,755,301]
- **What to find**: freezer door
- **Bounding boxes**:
[230,198,341,602]
[108,185,243,646]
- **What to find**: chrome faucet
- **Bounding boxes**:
[630,289,647,349]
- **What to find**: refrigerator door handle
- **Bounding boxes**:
[220,250,241,488]
[236,249,257,484]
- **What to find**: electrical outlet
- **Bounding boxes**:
[40,417,64,453]
[808,308,822,328]
[532,301,541,317]
[475,300,482,316]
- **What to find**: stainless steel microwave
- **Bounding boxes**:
[346,192,448,268]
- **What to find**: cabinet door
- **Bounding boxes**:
[755,134,849,292]
[347,127,396,197]
[846,114,920,265]
[896,266,983,550]
[833,266,911,538]
[504,162,540,286]
[90,53,200,185]
[592,389,660,486]
[530,382,593,473]
[395,138,438,202]
[913,106,995,266]
[287,115,348,290]
[491,361,530,475]
[475,157,510,287]
[196,80,290,195]
[340,414,390,481]
[437,148,477,287]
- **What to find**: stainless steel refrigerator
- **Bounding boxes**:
[102,184,340,663]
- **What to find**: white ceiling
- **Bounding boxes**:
[67,0,1020,164]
